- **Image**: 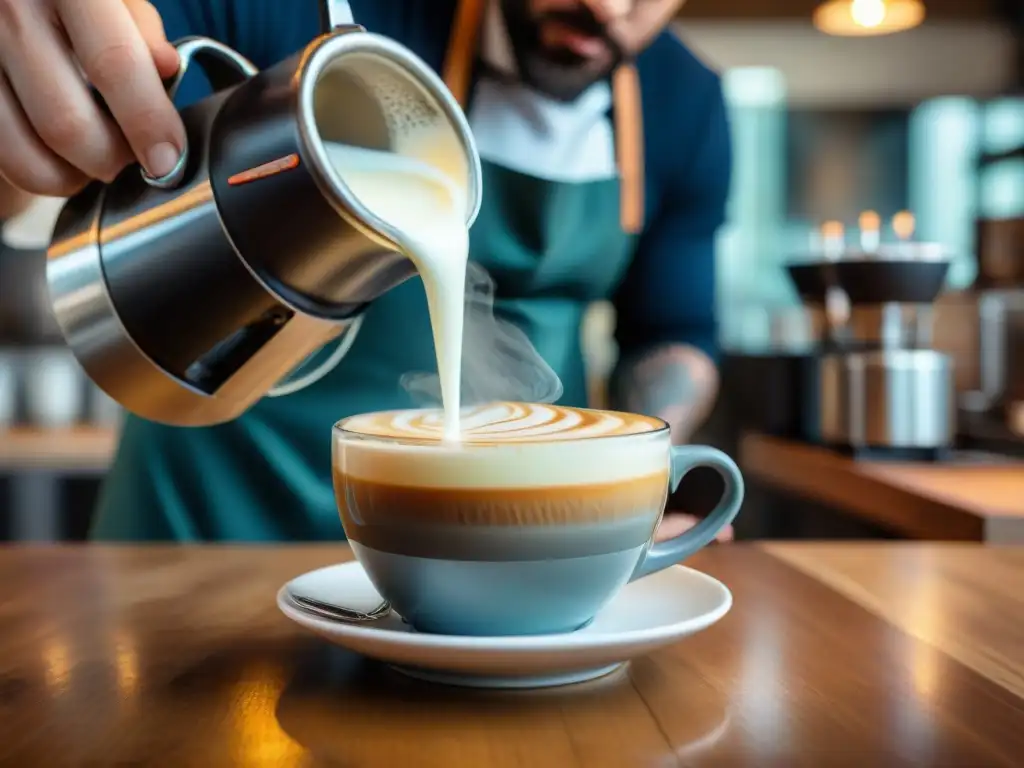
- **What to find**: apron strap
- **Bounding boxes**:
[443,0,486,108]
[442,0,645,235]
[612,64,644,235]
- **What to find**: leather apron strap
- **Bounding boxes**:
[441,0,645,235]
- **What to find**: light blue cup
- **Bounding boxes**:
[333,406,744,637]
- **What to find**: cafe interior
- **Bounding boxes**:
[0,1,1022,764]
[2,0,1021,544]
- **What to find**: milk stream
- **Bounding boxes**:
[323,142,469,439]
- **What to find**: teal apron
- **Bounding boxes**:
[90,14,643,542]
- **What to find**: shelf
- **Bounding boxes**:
[0,426,117,473]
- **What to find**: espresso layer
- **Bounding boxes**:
[335,470,669,528]
[339,402,665,444]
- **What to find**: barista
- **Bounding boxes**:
[0,0,732,543]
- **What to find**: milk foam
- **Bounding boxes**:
[343,401,664,443]
[323,141,469,439]
[335,402,669,489]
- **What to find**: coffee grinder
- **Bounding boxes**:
[775,221,850,443]
[818,214,957,459]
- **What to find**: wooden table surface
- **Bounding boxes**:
[0,544,1021,766]
[740,432,1024,542]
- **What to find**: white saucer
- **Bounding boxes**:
[277,561,732,689]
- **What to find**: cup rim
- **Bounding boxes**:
[332,402,669,446]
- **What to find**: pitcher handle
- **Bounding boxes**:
[319,0,357,31]
[266,316,364,398]
[629,446,745,582]
[89,36,258,190]
[141,37,260,190]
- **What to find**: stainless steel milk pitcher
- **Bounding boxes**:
[47,26,482,427]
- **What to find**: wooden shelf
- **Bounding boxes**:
[0,426,117,473]
[739,432,1024,543]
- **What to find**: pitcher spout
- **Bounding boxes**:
[209,26,480,317]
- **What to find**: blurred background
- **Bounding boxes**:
[687,0,1022,339]
[2,0,1023,542]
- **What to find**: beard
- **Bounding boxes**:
[499,0,627,103]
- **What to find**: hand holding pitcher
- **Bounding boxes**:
[0,0,185,195]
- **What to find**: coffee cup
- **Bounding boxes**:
[332,401,744,636]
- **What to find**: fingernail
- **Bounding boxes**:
[146,142,180,178]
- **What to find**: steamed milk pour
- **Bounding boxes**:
[324,143,470,439]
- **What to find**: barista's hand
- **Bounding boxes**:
[0,175,33,220]
[0,0,183,197]
[654,514,734,544]
[612,344,720,446]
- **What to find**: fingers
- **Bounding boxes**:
[0,0,182,196]
[58,0,185,178]
[125,0,179,79]
[654,514,734,544]
[0,172,37,219]
[655,513,697,542]
[0,65,90,197]
[0,0,132,191]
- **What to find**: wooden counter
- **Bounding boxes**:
[0,426,116,473]
[740,432,1024,542]
[0,543,1020,765]
[764,543,1024,699]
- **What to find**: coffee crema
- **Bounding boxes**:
[337,472,669,529]
[340,401,665,444]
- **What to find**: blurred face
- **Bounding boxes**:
[501,0,685,101]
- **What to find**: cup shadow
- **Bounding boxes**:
[274,643,730,765]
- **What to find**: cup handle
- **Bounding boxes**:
[629,446,745,582]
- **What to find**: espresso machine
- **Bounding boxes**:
[818,245,957,459]
[45,11,482,427]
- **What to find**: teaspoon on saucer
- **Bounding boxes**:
[284,588,392,624]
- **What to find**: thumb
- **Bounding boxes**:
[125,0,179,80]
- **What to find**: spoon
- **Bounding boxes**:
[285,588,392,624]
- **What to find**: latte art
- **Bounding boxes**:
[340,402,664,443]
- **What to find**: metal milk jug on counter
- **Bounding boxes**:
[46,22,482,427]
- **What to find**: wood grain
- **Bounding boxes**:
[763,543,1024,699]
[0,545,1020,766]
[861,464,1024,519]
[0,427,116,473]
[740,432,1024,542]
